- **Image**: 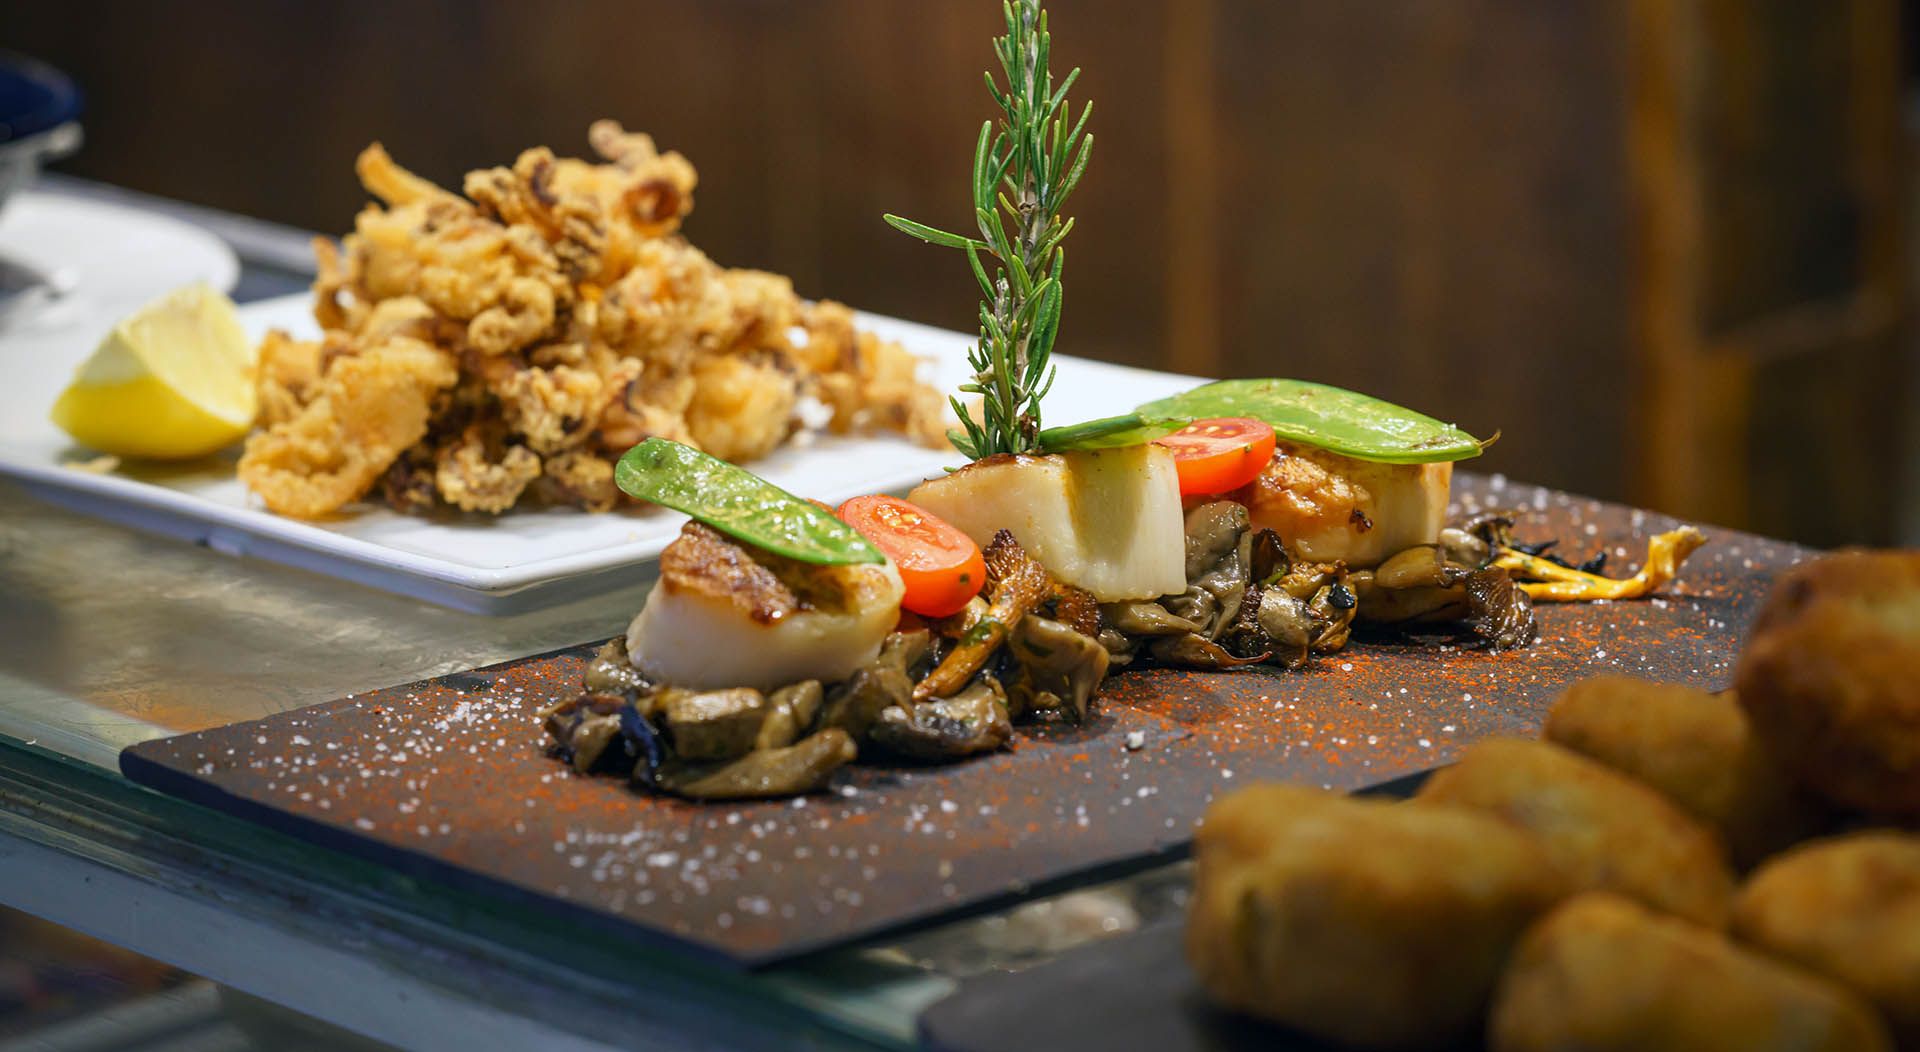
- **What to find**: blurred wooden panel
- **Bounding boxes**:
[1633,0,1905,544]
[1207,2,1630,499]
[0,0,1904,543]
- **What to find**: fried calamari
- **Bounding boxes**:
[238,336,458,519]
[244,123,947,518]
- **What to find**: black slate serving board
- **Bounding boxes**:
[917,921,1356,1052]
[120,476,1808,967]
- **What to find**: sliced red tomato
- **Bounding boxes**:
[1155,417,1277,496]
[836,495,987,618]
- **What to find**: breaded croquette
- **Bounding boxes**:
[1490,893,1891,1052]
[1737,549,1920,819]
[1734,832,1920,1046]
[1415,737,1735,926]
[1187,785,1567,1051]
[1544,675,1827,868]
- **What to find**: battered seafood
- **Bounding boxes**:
[1736,549,1920,819]
[1415,737,1735,927]
[1490,893,1891,1052]
[238,335,457,519]
[1186,785,1567,1051]
[240,122,946,518]
[1734,832,1920,1045]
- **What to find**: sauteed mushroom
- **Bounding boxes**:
[869,677,1013,760]
[1004,614,1111,722]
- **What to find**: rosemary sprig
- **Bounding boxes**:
[885,0,1092,459]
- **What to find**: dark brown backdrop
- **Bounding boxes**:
[4,1,1905,545]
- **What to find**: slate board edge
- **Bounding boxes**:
[121,730,1206,970]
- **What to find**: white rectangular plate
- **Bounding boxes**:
[0,293,1203,612]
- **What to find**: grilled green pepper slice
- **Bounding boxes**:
[1138,379,1490,464]
[614,438,885,565]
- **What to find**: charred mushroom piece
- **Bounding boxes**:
[1102,601,1203,637]
[1254,588,1322,664]
[1248,527,1289,582]
[1372,545,1464,591]
[619,705,668,787]
[1463,567,1537,649]
[869,676,1013,760]
[1308,579,1357,652]
[1004,614,1112,723]
[1351,572,1473,625]
[820,631,924,737]
[915,531,1053,701]
[655,729,858,800]
[1215,580,1270,659]
[1048,583,1102,638]
[1149,632,1270,670]
[664,687,768,760]
[1438,527,1492,569]
[1096,628,1139,667]
[1184,501,1249,580]
[582,636,650,695]
[758,680,823,750]
[542,692,635,774]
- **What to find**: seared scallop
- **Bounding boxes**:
[627,522,904,691]
[1230,442,1451,568]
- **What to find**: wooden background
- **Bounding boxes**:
[4,0,1909,546]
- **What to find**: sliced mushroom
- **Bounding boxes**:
[1438,526,1491,568]
[1184,501,1248,580]
[915,532,1054,701]
[1096,627,1139,668]
[663,687,768,761]
[1148,632,1269,670]
[542,691,633,774]
[1047,583,1102,638]
[758,680,822,750]
[1004,614,1111,723]
[1463,567,1537,649]
[654,729,857,800]
[1372,544,1462,591]
[869,676,1013,760]
[1255,589,1321,660]
[1162,585,1220,635]
[819,631,923,738]
[1308,578,1357,652]
[582,636,650,695]
[1353,577,1473,624]
[1102,601,1203,637]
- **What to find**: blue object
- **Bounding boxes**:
[0,51,82,144]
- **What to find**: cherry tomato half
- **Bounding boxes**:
[836,495,987,618]
[1155,417,1278,496]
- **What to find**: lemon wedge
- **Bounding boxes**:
[51,284,258,460]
